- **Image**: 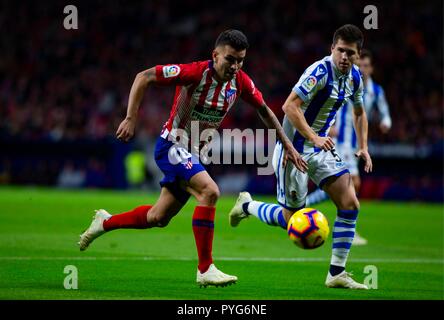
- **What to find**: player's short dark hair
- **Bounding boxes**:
[333,24,364,51]
[215,29,249,51]
[359,49,373,62]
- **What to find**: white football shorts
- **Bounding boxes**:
[272,141,350,210]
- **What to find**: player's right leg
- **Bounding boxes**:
[78,187,184,251]
[229,191,292,229]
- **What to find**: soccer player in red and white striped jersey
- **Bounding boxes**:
[79,30,307,287]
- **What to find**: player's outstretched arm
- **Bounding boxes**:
[256,104,308,172]
[352,105,373,173]
[282,92,335,151]
[116,67,157,142]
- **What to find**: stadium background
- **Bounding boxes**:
[0,0,442,202]
[0,0,443,304]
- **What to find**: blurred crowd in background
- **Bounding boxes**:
[0,0,442,201]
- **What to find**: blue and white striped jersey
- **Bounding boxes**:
[336,76,392,149]
[284,55,364,153]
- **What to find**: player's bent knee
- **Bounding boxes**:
[344,199,360,211]
[146,208,171,228]
[200,185,220,205]
[337,195,360,211]
[148,214,171,228]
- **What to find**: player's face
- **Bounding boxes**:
[358,56,373,79]
[331,39,360,74]
[212,45,246,81]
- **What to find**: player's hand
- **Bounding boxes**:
[116,117,136,142]
[379,123,390,134]
[312,136,335,151]
[355,149,373,173]
[282,142,308,173]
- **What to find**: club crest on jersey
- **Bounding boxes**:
[183,159,193,170]
[225,89,237,104]
[163,65,181,78]
[301,76,317,92]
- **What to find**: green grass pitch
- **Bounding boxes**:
[0,186,442,300]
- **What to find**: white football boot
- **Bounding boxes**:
[78,209,111,251]
[196,264,238,288]
[229,192,252,227]
[352,232,368,246]
[325,271,369,289]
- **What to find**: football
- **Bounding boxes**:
[287,208,330,249]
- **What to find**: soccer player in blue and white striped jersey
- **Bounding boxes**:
[229,25,373,289]
[306,49,392,245]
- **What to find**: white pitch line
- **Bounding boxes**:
[0,256,443,264]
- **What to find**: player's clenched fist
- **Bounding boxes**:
[116,117,136,142]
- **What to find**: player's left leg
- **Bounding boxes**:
[229,191,290,229]
[322,173,368,289]
[229,141,308,229]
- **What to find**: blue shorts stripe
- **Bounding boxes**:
[319,169,350,189]
[277,201,301,212]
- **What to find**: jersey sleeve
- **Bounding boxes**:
[239,71,265,109]
[292,61,328,103]
[155,61,204,86]
[352,70,364,108]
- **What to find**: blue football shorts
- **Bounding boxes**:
[154,136,206,204]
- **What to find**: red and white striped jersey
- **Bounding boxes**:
[154,60,264,145]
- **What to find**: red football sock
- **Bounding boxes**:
[103,205,152,231]
[192,205,216,273]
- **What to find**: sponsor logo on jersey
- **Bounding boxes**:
[315,65,326,77]
[191,105,226,122]
[163,65,181,78]
[301,76,317,92]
